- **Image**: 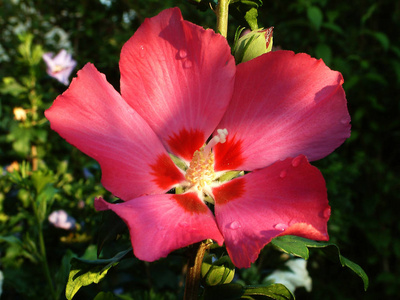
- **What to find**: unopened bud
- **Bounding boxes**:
[233,27,274,63]
[201,254,235,286]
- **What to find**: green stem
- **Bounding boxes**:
[216,0,230,37]
[38,225,58,300]
[33,200,57,300]
[184,241,209,300]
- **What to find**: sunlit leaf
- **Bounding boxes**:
[55,250,76,299]
[65,248,131,299]
[230,0,263,30]
[66,261,115,300]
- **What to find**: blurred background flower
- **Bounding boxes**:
[42,49,77,85]
[265,258,312,294]
[48,209,76,230]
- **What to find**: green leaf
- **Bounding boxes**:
[96,208,127,256]
[65,248,131,299]
[364,30,390,51]
[244,8,259,31]
[0,77,27,97]
[31,44,44,66]
[242,284,294,300]
[7,123,32,156]
[0,235,39,265]
[230,0,263,30]
[66,261,115,300]
[271,236,369,290]
[78,247,132,265]
[31,171,55,194]
[307,6,323,30]
[55,250,76,299]
[361,3,378,25]
[36,184,58,222]
[315,43,332,66]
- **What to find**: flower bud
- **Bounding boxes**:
[201,254,235,286]
[233,27,274,63]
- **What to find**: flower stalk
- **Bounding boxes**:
[184,241,210,300]
[216,0,230,37]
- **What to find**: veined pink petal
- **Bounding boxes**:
[95,193,224,261]
[214,51,350,171]
[212,155,330,268]
[45,63,184,200]
[119,8,236,161]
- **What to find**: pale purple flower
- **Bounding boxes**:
[42,49,77,85]
[48,209,76,230]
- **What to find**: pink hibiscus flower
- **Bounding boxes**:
[43,49,77,85]
[45,8,350,268]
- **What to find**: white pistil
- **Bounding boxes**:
[203,128,228,155]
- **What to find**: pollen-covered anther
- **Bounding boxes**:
[184,128,228,192]
[185,147,215,190]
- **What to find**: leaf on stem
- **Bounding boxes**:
[65,248,132,299]
[271,235,369,291]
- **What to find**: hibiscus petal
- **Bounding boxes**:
[95,193,224,261]
[212,155,330,268]
[214,51,350,171]
[45,63,184,200]
[119,8,236,161]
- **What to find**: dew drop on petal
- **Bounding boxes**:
[183,60,193,69]
[291,156,302,167]
[273,223,287,231]
[323,207,331,218]
[178,49,187,59]
[340,118,349,125]
[139,45,145,58]
[229,221,241,230]
[279,170,287,178]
